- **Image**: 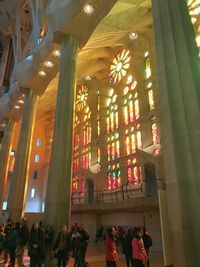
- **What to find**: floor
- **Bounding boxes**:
[1,243,164,267]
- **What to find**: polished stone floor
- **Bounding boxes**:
[1,242,164,266]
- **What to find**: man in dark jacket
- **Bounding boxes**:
[122,227,133,267]
[16,218,29,267]
[142,227,152,267]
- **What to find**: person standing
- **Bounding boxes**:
[16,218,29,267]
[53,225,71,267]
[6,222,20,267]
[28,222,45,267]
[122,227,133,267]
[132,227,148,267]
[105,227,117,267]
[142,227,152,267]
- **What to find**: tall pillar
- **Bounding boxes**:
[44,35,79,233]
[152,1,200,267]
[0,119,14,208]
[7,89,37,221]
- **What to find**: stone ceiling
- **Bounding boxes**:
[37,0,153,124]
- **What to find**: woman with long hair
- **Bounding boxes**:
[105,227,117,267]
[132,227,148,267]
[28,222,45,267]
[53,225,71,267]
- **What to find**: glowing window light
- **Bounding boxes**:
[31,188,36,198]
[76,86,88,111]
[25,54,33,61]
[44,61,53,68]
[97,148,101,162]
[129,100,134,122]
[148,90,155,111]
[124,106,129,125]
[128,167,132,182]
[107,173,112,190]
[196,35,200,47]
[116,140,120,158]
[2,201,7,211]
[144,51,149,58]
[126,75,133,84]
[126,136,131,155]
[131,81,137,90]
[53,50,61,57]
[112,94,117,103]
[109,88,114,97]
[107,144,111,161]
[145,58,152,79]
[124,86,129,95]
[111,142,115,160]
[35,154,40,163]
[131,134,136,153]
[137,131,142,149]
[117,170,122,187]
[134,167,139,183]
[36,138,41,147]
[38,70,46,76]
[152,123,159,145]
[134,99,140,120]
[115,112,119,128]
[109,49,131,84]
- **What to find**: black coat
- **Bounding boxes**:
[122,232,133,255]
[54,232,71,253]
[29,228,45,260]
[19,225,29,246]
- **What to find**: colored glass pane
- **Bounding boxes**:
[148,90,155,111]
[137,131,142,149]
[76,86,88,111]
[109,49,131,84]
[145,57,151,79]
[152,123,159,145]
[134,99,140,120]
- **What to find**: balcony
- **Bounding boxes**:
[71,183,159,213]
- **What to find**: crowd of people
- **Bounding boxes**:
[0,218,152,267]
[105,226,152,267]
[0,219,89,267]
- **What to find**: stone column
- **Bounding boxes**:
[152,1,200,267]
[44,35,79,233]
[7,89,37,221]
[0,119,14,207]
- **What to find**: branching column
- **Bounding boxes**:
[8,89,37,221]
[0,119,14,207]
[44,35,79,233]
[152,0,200,266]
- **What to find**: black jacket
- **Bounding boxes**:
[19,224,29,246]
[54,232,71,252]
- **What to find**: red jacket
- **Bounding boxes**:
[105,235,117,262]
[132,237,148,262]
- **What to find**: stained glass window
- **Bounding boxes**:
[72,176,79,193]
[152,123,159,145]
[107,164,121,190]
[76,86,88,111]
[106,91,119,133]
[127,159,142,184]
[145,57,152,79]
[107,136,120,161]
[148,90,155,111]
[188,0,200,55]
[109,49,131,84]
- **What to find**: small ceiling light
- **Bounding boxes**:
[38,70,46,76]
[83,4,94,14]
[0,123,5,127]
[129,32,138,40]
[144,51,149,58]
[18,100,24,104]
[14,105,20,109]
[53,50,61,57]
[85,75,92,81]
[44,61,53,68]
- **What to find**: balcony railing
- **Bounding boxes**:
[72,183,145,205]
